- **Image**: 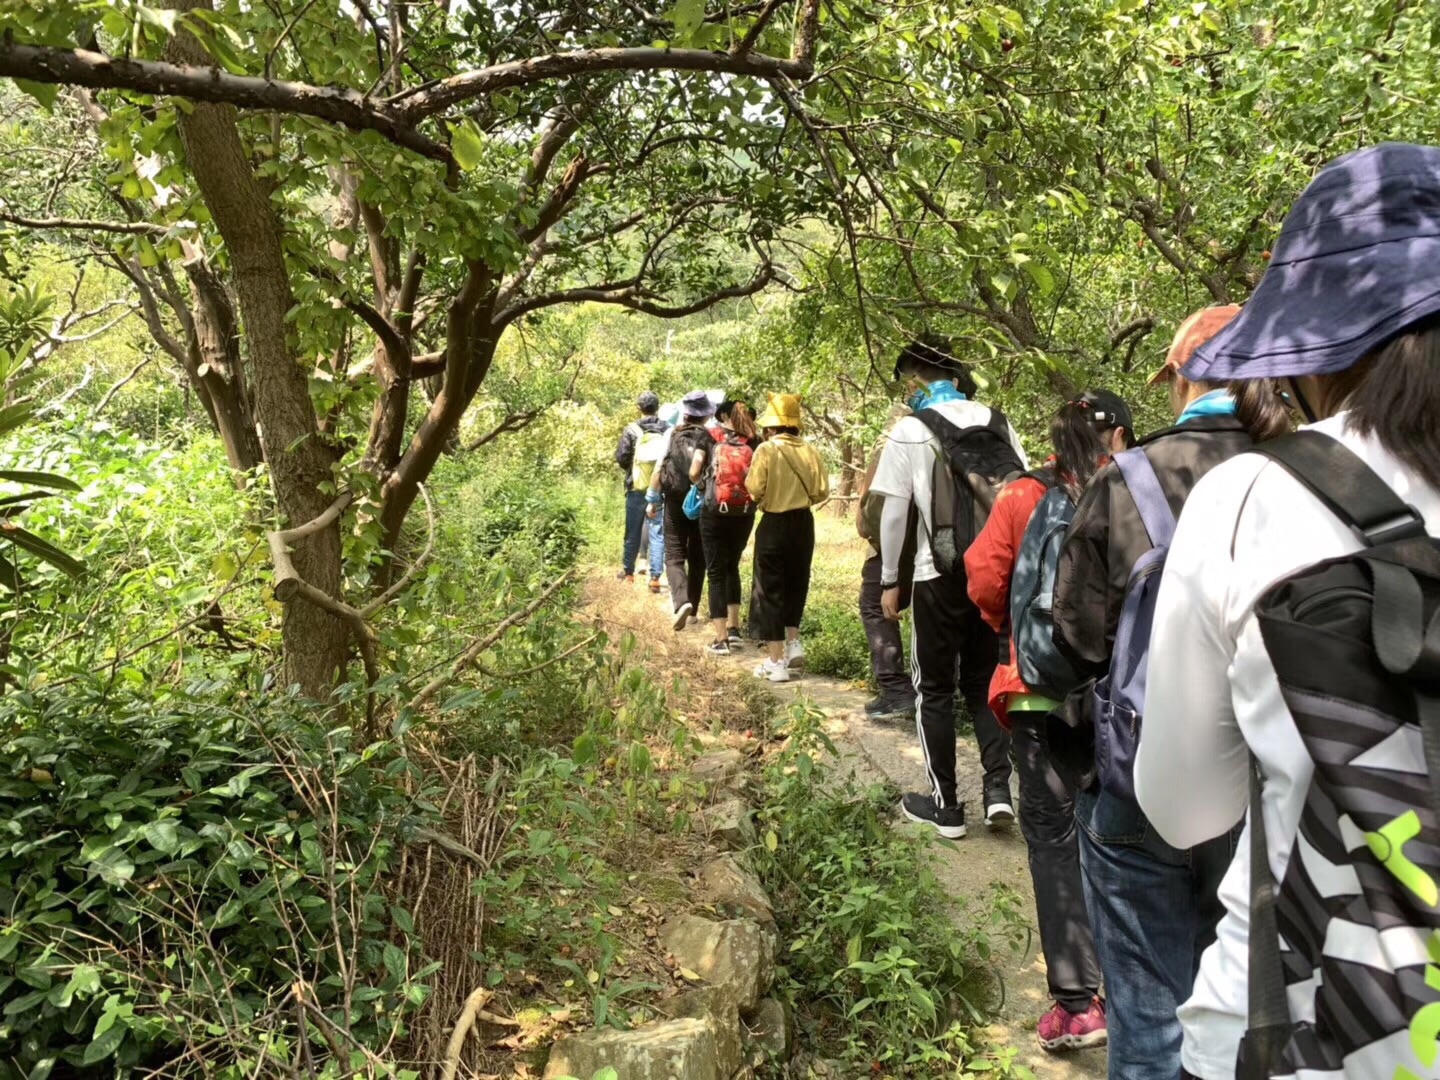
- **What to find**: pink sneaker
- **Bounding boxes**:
[1036,996,1107,1052]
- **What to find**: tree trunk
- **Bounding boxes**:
[184,259,264,472]
[169,5,346,697]
[833,435,858,517]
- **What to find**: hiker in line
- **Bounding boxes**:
[1049,308,1289,1080]
[869,335,1027,839]
[1042,308,1290,1077]
[647,390,716,629]
[690,400,758,655]
[965,392,1134,1054]
[746,393,828,683]
[615,391,669,590]
[1137,144,1440,1080]
[856,404,916,723]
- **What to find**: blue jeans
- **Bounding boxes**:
[622,490,664,577]
[1075,787,1238,1080]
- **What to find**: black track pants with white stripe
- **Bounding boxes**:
[909,573,1012,809]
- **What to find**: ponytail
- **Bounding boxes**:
[1050,401,1110,500]
[1230,379,1294,443]
[726,401,758,441]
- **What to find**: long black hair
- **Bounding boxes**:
[1050,397,1119,499]
[1346,318,1440,491]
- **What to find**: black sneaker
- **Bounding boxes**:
[727,628,743,647]
[866,696,916,723]
[672,602,694,631]
[900,793,967,839]
[984,796,1016,828]
[706,640,731,657]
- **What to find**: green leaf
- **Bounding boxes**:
[1022,262,1056,296]
[383,942,407,979]
[450,120,485,172]
[15,81,58,111]
[144,820,179,854]
[3,526,85,577]
[88,846,135,886]
[668,0,705,40]
[81,1024,124,1066]
[0,470,81,491]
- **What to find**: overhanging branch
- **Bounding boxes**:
[0,42,451,164]
[0,210,171,236]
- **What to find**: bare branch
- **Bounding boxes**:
[493,262,773,328]
[464,408,544,451]
[391,47,815,118]
[0,42,452,164]
[0,210,170,236]
[360,482,435,617]
[732,0,791,56]
[91,354,156,416]
[411,570,576,708]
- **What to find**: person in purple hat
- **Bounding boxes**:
[1136,143,1440,1079]
[647,389,716,628]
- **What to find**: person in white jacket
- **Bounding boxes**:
[1136,142,1440,1079]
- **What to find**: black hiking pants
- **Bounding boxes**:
[910,572,1012,809]
[1010,710,1102,1013]
[861,551,912,702]
[700,511,754,620]
[750,508,814,641]
[663,490,705,615]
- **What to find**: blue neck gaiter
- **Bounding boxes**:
[1176,389,1237,425]
[907,379,967,412]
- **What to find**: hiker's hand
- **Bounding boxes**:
[646,503,658,519]
[882,587,902,622]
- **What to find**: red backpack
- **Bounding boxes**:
[705,433,754,514]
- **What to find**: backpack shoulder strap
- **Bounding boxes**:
[1242,757,1291,1079]
[1252,430,1426,547]
[984,406,1012,439]
[1113,448,1177,549]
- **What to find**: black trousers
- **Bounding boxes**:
[910,573,1012,809]
[699,511,754,620]
[860,551,912,701]
[663,490,705,614]
[1011,711,1101,1013]
[751,509,814,641]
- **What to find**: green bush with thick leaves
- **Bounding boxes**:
[0,680,437,1078]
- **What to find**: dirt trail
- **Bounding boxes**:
[604,571,1107,1079]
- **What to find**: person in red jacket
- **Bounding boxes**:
[965,391,1133,1054]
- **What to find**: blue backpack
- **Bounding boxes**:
[1091,449,1175,802]
[1011,471,1084,700]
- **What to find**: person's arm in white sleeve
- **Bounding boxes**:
[1004,416,1030,470]
[879,495,909,584]
[1134,472,1250,848]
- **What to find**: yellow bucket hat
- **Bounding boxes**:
[756,392,803,430]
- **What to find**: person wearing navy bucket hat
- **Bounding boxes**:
[1135,143,1440,1080]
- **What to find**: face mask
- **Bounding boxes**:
[906,379,967,411]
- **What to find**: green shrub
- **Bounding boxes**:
[754,705,1020,1072]
[800,597,872,684]
[0,680,436,1078]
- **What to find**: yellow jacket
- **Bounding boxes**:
[746,435,829,513]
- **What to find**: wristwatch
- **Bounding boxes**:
[880,580,899,591]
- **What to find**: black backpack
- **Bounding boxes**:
[1237,431,1440,1078]
[913,407,1025,576]
[660,426,713,496]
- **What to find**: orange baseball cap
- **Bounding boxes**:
[1149,305,1243,385]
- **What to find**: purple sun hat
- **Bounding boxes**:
[1183,142,1440,382]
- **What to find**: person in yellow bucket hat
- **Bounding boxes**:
[744,393,829,682]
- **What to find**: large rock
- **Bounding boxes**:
[744,997,792,1064]
[692,797,756,850]
[543,1018,719,1080]
[661,915,774,1014]
[664,987,743,1078]
[697,855,776,941]
[692,749,746,792]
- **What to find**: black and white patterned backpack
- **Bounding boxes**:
[1239,430,1440,1079]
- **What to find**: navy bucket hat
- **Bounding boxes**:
[1183,142,1440,382]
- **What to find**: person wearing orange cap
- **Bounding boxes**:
[1048,306,1290,1080]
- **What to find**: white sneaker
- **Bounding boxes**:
[752,658,790,683]
[673,602,694,631]
[785,639,806,670]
